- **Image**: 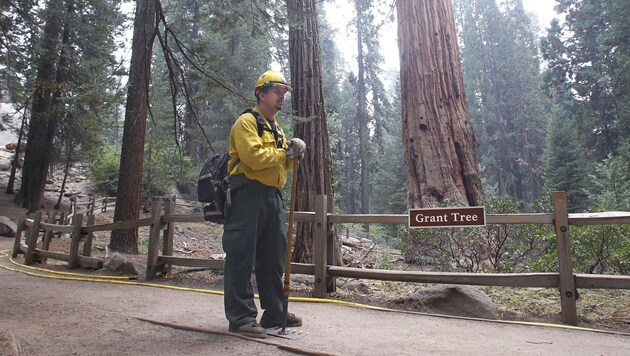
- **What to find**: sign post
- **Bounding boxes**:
[409,207,486,228]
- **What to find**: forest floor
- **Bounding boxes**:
[1,145,630,354]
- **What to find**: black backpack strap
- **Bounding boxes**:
[241,109,284,148]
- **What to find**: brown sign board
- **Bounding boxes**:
[409,207,486,228]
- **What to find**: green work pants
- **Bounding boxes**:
[222,179,287,328]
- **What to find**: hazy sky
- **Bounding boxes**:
[324,0,559,76]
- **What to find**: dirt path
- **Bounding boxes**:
[1,238,629,355]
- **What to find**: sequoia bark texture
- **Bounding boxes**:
[396,0,483,208]
[287,0,335,263]
[109,0,157,253]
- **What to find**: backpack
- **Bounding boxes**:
[197,109,281,223]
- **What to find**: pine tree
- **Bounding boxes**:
[604,0,630,151]
[456,0,546,204]
[11,0,123,211]
[371,77,406,214]
[543,108,590,213]
[549,0,621,160]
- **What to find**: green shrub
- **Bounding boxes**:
[398,196,555,272]
[89,145,120,196]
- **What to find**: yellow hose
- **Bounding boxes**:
[1,249,627,336]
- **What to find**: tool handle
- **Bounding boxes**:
[281,157,299,332]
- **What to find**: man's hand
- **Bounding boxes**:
[286,138,306,158]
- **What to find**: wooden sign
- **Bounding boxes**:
[409,207,486,228]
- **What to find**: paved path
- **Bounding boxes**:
[1,239,629,355]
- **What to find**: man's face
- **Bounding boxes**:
[261,85,289,111]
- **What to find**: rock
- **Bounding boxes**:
[397,285,500,319]
[344,280,372,294]
[104,253,145,276]
[5,143,16,151]
[291,275,313,285]
[0,158,11,171]
[191,204,203,213]
[0,216,17,237]
[210,253,226,260]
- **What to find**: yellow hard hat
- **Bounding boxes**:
[254,70,293,95]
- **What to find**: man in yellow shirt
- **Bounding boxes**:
[223,70,306,338]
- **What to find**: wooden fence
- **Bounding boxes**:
[11,192,630,326]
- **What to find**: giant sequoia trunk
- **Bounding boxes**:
[109,0,157,253]
[396,0,483,207]
[287,0,336,263]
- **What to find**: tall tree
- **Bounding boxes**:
[2,0,38,195]
[287,0,335,263]
[159,0,274,165]
[0,0,37,103]
[547,0,621,160]
[11,0,122,211]
[456,0,546,204]
[371,77,407,214]
[605,0,630,147]
[543,108,590,212]
[334,76,362,213]
[396,0,483,208]
[354,0,370,215]
[109,0,157,253]
[14,0,64,212]
[539,0,630,211]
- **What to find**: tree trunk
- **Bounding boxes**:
[6,102,28,194]
[396,0,483,208]
[14,0,64,212]
[355,3,370,216]
[287,0,336,263]
[55,144,73,210]
[109,0,157,254]
[182,0,200,161]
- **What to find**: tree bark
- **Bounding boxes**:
[287,0,336,263]
[109,0,157,253]
[396,0,483,208]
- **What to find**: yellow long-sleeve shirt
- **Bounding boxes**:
[227,106,294,189]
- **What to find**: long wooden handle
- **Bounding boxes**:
[283,157,299,296]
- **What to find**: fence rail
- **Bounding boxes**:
[11,192,630,326]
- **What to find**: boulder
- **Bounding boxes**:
[396,285,500,319]
[0,216,17,237]
[104,253,145,276]
[0,158,11,171]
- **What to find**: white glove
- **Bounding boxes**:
[286,138,306,158]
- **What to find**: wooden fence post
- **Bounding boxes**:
[161,195,175,276]
[553,191,578,325]
[88,196,96,215]
[313,195,329,298]
[102,197,108,212]
[68,213,84,269]
[70,195,76,215]
[146,200,163,280]
[12,215,26,258]
[327,202,337,293]
[58,211,67,234]
[41,210,56,263]
[82,214,95,257]
[24,212,42,265]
